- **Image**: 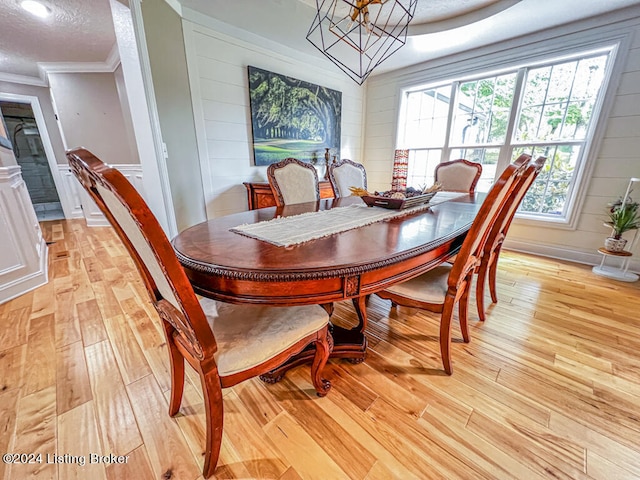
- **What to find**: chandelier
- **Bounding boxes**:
[306,0,418,85]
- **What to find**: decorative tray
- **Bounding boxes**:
[361,192,437,209]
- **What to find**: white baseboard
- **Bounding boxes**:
[503,238,640,274]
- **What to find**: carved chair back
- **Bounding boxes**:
[435,158,483,193]
[474,155,546,319]
[447,155,530,292]
[68,148,333,478]
[67,148,216,362]
[267,157,320,206]
[328,159,367,197]
[488,156,547,250]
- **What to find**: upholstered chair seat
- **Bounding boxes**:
[200,298,330,377]
[382,265,451,304]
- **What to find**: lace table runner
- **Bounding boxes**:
[230,192,467,247]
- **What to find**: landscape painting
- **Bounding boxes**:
[248,66,341,166]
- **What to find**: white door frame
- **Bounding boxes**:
[0,92,73,219]
[111,0,178,237]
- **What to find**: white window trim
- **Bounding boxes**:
[392,21,635,230]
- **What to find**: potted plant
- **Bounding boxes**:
[604,197,640,252]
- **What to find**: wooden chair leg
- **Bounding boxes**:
[163,323,185,416]
[489,249,501,304]
[475,260,490,322]
[439,295,456,375]
[311,326,332,397]
[458,282,471,344]
[200,367,224,479]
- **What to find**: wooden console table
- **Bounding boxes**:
[243,180,335,210]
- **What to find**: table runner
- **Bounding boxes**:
[230,191,467,247]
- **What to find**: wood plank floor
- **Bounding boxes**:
[2,219,640,479]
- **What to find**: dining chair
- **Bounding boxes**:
[475,155,546,320]
[376,156,530,374]
[434,158,483,193]
[67,148,333,478]
[267,157,320,206]
[328,158,367,197]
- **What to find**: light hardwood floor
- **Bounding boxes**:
[1,219,640,480]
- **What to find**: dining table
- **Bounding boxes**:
[172,192,485,380]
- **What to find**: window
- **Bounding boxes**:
[397,49,614,223]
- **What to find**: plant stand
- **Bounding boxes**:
[592,177,640,283]
[592,247,638,282]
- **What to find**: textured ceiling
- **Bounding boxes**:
[296,0,513,26]
[0,0,116,78]
[1,0,640,82]
[180,0,640,75]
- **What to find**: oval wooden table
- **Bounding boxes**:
[172,194,483,379]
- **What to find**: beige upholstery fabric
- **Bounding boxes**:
[273,164,319,205]
[384,265,452,304]
[437,163,480,192]
[333,163,366,197]
[96,183,181,312]
[200,298,329,377]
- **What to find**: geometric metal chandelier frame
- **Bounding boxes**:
[307,0,418,85]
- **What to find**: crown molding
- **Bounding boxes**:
[39,61,115,75]
[0,72,48,87]
[162,0,182,16]
[0,44,120,88]
[37,43,121,80]
[105,43,121,71]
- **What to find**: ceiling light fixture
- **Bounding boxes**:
[307,0,417,85]
[21,0,51,18]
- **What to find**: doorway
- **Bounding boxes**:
[0,101,64,221]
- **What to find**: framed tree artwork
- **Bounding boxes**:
[248,66,341,166]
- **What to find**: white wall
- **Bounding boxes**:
[364,8,640,271]
[111,0,176,237]
[141,0,206,232]
[48,72,139,165]
[182,16,365,218]
[113,65,141,167]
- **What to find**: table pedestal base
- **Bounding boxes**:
[259,324,367,383]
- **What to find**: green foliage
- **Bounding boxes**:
[606,200,640,238]
[517,146,575,215]
[252,140,325,165]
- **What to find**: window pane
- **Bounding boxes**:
[399,50,611,223]
[451,74,516,146]
[402,86,451,148]
[517,55,608,142]
[406,149,441,189]
[514,144,581,216]
[449,148,500,193]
